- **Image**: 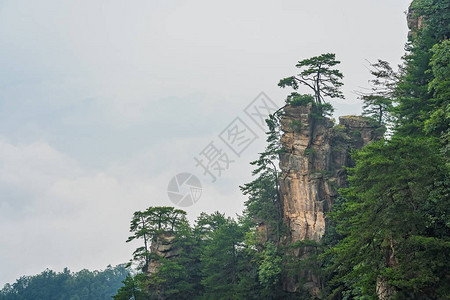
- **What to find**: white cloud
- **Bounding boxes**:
[0,138,81,199]
[0,139,164,285]
[0,135,256,286]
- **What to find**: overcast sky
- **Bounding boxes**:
[0,0,411,286]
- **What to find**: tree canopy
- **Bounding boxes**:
[278,53,344,105]
[0,265,128,300]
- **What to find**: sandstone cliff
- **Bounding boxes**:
[279,103,383,293]
[144,232,180,275]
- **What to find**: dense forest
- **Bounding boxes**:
[0,265,128,300]
[1,0,448,299]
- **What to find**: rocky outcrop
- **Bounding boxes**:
[279,103,383,294]
[407,3,425,39]
[144,232,180,275]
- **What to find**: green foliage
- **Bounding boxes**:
[314,102,334,118]
[258,242,282,288]
[394,0,449,136]
[361,94,393,124]
[428,40,450,96]
[332,124,348,139]
[285,92,315,106]
[324,137,450,298]
[289,120,302,132]
[120,208,278,300]
[126,206,189,267]
[279,53,344,106]
[285,92,334,120]
[0,265,128,300]
[121,206,198,299]
[148,258,194,299]
[113,273,149,300]
[410,0,450,41]
[116,107,298,299]
[425,39,450,141]
[321,4,450,298]
[198,215,244,298]
[358,60,396,125]
[240,111,285,244]
[303,148,316,155]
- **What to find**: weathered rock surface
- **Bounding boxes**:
[144,232,180,275]
[279,103,383,294]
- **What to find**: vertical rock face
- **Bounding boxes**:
[141,233,180,299]
[145,233,179,275]
[279,104,383,293]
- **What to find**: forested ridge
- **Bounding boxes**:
[1,0,448,299]
[0,265,128,300]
